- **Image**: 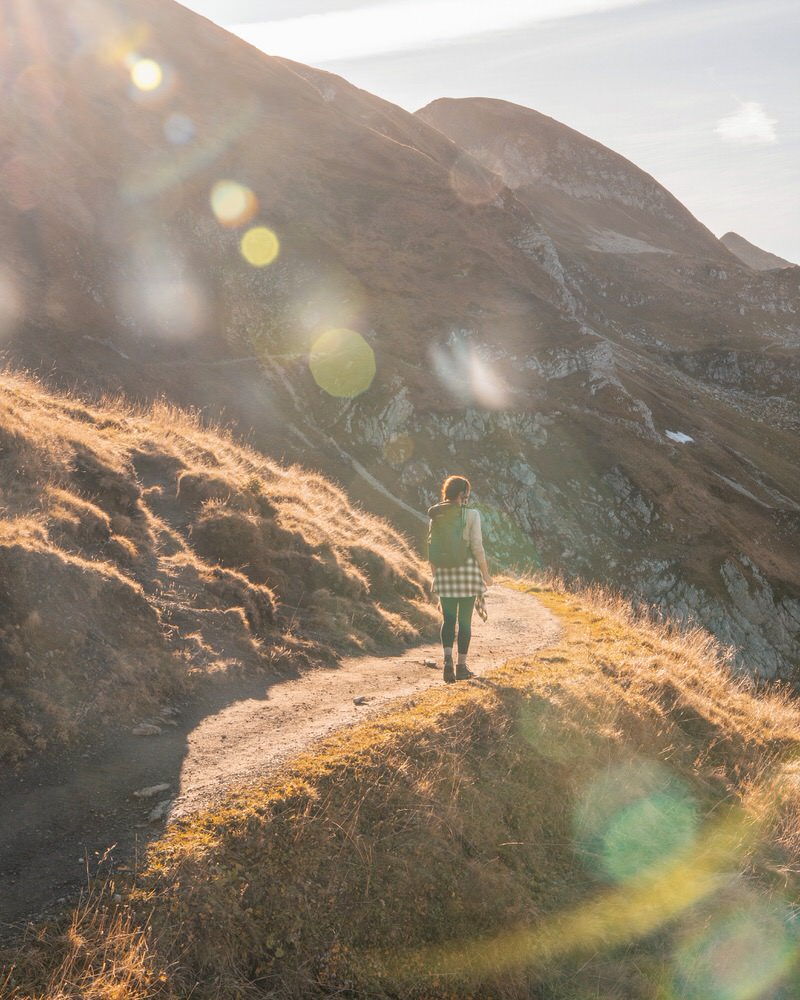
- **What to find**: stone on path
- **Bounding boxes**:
[133,783,171,799]
[132,723,162,737]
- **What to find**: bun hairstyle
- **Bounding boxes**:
[441,475,470,502]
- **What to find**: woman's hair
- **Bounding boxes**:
[441,475,471,502]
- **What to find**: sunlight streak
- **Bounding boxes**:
[389,804,759,984]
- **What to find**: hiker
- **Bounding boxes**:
[428,475,493,684]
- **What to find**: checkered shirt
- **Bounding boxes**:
[432,557,488,621]
[432,555,486,599]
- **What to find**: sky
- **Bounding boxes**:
[178,0,799,264]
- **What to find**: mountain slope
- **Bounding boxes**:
[0,371,434,765]
[418,97,729,262]
[1,0,799,676]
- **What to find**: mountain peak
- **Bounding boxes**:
[416,96,728,261]
[720,232,798,271]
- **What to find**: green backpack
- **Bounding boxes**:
[427,502,471,568]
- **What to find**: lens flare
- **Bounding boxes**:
[430,340,511,409]
[240,226,280,267]
[164,113,195,145]
[144,279,207,340]
[122,101,259,204]
[130,56,163,92]
[384,433,414,465]
[211,180,259,229]
[309,328,376,398]
[117,236,208,342]
[573,760,698,883]
[674,900,795,1000]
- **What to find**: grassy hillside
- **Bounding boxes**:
[0,371,435,764]
[5,579,800,999]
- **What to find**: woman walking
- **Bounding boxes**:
[428,475,493,683]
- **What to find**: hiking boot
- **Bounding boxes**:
[443,654,455,684]
[455,663,475,681]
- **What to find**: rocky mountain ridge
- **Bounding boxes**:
[1,0,798,678]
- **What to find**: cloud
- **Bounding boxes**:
[228,0,654,64]
[715,102,778,145]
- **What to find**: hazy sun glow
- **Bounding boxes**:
[126,276,208,341]
[129,56,163,92]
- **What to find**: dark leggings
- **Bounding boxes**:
[440,596,476,655]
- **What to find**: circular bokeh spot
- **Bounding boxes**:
[309,328,376,398]
[164,113,195,145]
[384,433,414,465]
[130,57,163,92]
[240,226,280,267]
[211,180,259,228]
[674,903,795,1000]
[573,760,698,883]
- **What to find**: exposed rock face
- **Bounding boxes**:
[2,1,799,679]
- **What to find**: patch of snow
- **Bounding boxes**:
[714,474,771,508]
[587,228,672,255]
[665,430,694,444]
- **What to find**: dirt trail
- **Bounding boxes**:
[0,587,560,933]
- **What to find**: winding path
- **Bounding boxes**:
[0,587,560,933]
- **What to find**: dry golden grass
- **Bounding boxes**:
[6,575,800,999]
[0,370,436,763]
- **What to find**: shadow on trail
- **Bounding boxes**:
[0,666,302,935]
